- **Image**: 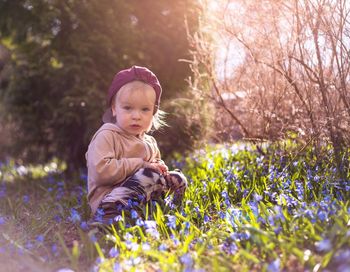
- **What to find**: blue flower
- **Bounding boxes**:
[182,222,190,235]
[109,247,119,258]
[218,211,225,219]
[236,180,242,192]
[80,172,88,182]
[124,232,133,240]
[249,201,259,217]
[222,191,229,199]
[274,226,282,235]
[114,215,123,222]
[238,231,250,240]
[295,181,304,200]
[194,206,201,217]
[113,262,121,272]
[54,215,62,223]
[254,193,263,202]
[333,249,350,270]
[307,181,313,190]
[243,189,249,197]
[55,188,64,200]
[304,209,314,219]
[0,216,6,225]
[51,243,58,254]
[126,199,133,208]
[142,242,151,251]
[0,185,7,198]
[36,235,44,243]
[68,208,81,224]
[25,242,34,249]
[207,160,214,169]
[221,240,238,255]
[315,239,332,252]
[204,215,210,223]
[180,253,193,267]
[136,218,144,227]
[170,234,180,246]
[131,209,138,219]
[158,244,168,251]
[23,195,30,204]
[164,195,175,209]
[94,208,105,223]
[166,215,177,229]
[317,210,328,222]
[144,220,160,239]
[274,206,285,222]
[80,221,89,231]
[267,258,280,272]
[95,257,103,264]
[89,233,97,243]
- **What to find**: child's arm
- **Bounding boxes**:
[87,131,145,186]
[145,136,169,175]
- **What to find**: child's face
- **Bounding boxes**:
[111,81,156,136]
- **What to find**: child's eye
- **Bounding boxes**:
[123,106,131,110]
[142,108,151,112]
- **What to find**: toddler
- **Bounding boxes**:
[86,66,187,224]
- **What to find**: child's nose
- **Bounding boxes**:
[132,110,141,119]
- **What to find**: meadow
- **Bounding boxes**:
[0,141,349,272]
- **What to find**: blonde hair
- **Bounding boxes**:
[151,109,167,131]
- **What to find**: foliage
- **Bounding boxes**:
[188,0,350,152]
[0,0,199,169]
[0,142,349,271]
[155,96,214,159]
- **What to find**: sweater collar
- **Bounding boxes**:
[101,123,145,139]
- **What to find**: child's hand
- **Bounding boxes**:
[144,159,169,175]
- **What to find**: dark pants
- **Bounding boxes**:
[95,168,187,224]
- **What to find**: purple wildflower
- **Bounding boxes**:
[315,239,332,252]
[36,235,44,243]
[113,262,121,272]
[109,247,119,258]
[80,221,89,231]
[158,244,168,251]
[267,258,280,272]
[180,253,193,267]
[51,243,59,256]
[166,215,177,229]
[68,208,81,224]
[23,195,30,204]
[221,239,238,255]
[131,209,138,219]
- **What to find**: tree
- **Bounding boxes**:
[188,0,350,156]
[0,0,199,170]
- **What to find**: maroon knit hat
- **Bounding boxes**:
[102,65,162,123]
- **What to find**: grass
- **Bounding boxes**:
[0,141,349,271]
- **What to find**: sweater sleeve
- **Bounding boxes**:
[87,130,145,186]
[147,135,162,161]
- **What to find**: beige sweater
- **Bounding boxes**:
[86,123,161,216]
